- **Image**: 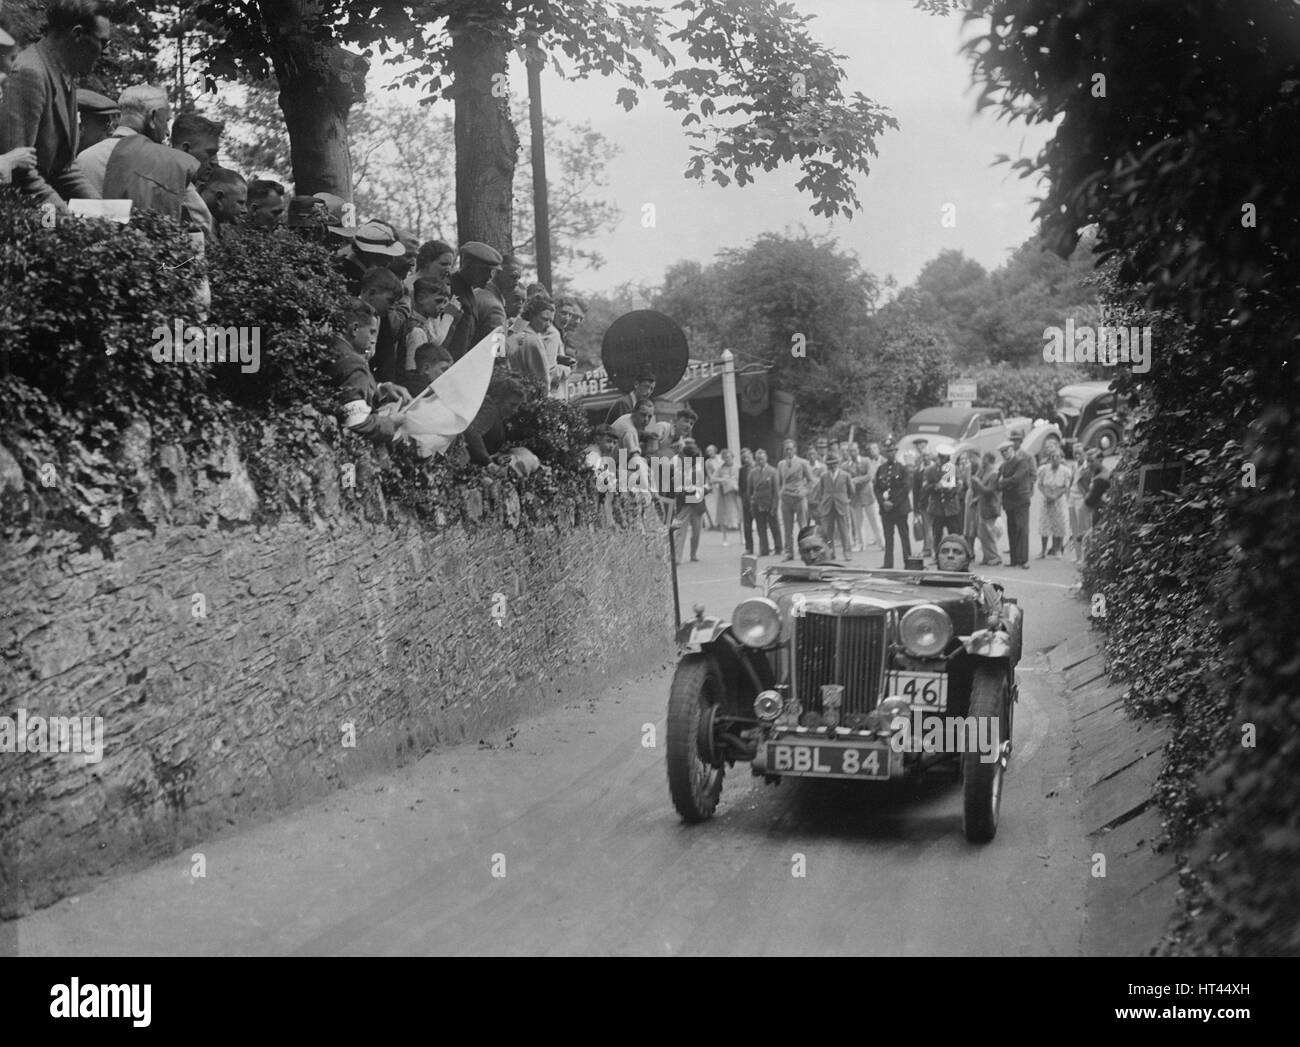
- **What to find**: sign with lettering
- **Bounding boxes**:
[601,310,689,394]
[947,380,977,404]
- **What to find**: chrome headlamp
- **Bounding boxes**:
[899,604,953,658]
[733,597,781,648]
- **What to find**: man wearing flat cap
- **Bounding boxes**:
[812,451,854,561]
[873,437,912,569]
[445,241,504,362]
[998,430,1034,569]
[75,87,117,150]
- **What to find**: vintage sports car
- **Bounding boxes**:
[665,560,1024,842]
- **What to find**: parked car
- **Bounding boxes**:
[899,406,1059,465]
[665,560,1024,842]
[1054,382,1122,456]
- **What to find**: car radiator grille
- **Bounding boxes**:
[794,613,886,715]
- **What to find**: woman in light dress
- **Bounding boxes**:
[1036,446,1073,558]
[714,448,742,545]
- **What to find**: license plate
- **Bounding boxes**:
[887,670,948,711]
[766,741,892,780]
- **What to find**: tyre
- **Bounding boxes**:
[666,654,727,823]
[962,665,1009,843]
[1085,422,1119,456]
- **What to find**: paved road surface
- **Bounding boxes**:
[15,521,1093,956]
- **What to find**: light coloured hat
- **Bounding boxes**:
[352,220,404,256]
[935,443,955,458]
[0,27,16,50]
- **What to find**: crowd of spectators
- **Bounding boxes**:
[0,0,593,478]
[744,430,1110,572]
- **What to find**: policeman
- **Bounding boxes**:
[873,437,912,569]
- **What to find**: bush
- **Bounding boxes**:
[206,227,347,411]
[0,187,215,440]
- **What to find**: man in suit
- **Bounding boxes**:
[813,452,854,560]
[737,447,755,554]
[776,438,815,561]
[0,0,113,209]
[873,438,912,569]
[746,448,782,557]
[998,430,1036,569]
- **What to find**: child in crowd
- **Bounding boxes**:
[330,297,411,442]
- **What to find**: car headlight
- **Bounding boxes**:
[733,598,781,648]
[899,604,953,658]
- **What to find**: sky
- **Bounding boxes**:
[379,0,1058,295]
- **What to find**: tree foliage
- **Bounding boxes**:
[965,0,1300,954]
[192,0,898,222]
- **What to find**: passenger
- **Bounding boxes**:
[936,534,1005,630]
[796,524,844,567]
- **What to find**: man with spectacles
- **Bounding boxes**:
[0,0,114,210]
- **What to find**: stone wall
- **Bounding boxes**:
[0,436,674,918]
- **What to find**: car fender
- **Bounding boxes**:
[676,617,729,652]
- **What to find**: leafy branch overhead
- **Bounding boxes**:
[196,0,898,221]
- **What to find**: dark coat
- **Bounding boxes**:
[874,460,911,515]
[0,38,98,206]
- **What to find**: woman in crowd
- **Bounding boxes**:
[1036,445,1072,558]
[715,448,742,546]
[704,445,723,529]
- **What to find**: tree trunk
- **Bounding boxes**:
[261,0,367,200]
[448,6,518,251]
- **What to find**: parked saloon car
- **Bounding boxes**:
[898,406,1059,466]
[1054,381,1122,456]
[666,560,1024,842]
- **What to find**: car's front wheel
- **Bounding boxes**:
[962,665,1009,843]
[666,654,727,823]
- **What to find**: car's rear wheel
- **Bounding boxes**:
[962,666,1009,843]
[666,654,727,823]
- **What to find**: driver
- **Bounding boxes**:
[936,533,1005,630]
[797,524,844,566]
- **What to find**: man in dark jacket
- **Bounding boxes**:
[0,0,112,209]
[446,241,504,362]
[873,438,912,569]
[747,448,782,557]
[998,430,1036,568]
